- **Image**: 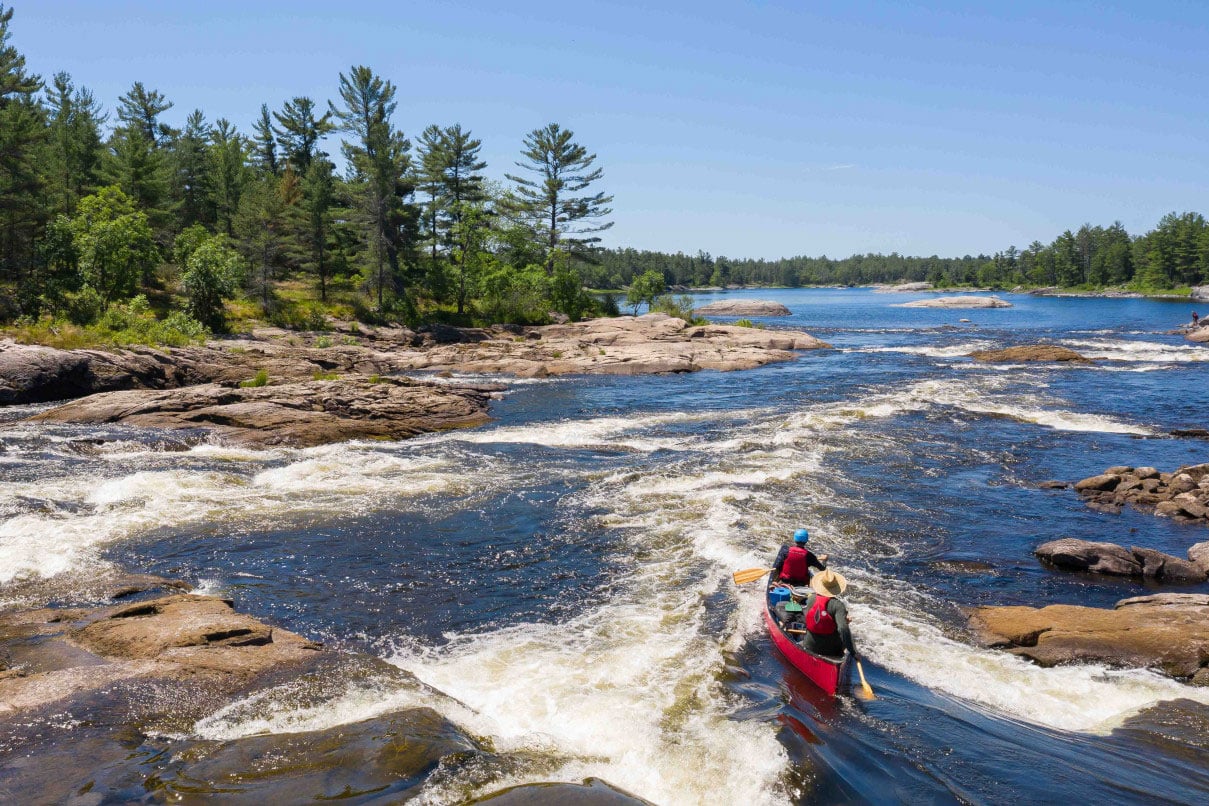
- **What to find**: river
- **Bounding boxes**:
[2,288,1208,804]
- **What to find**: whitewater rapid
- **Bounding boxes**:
[3,360,1205,804]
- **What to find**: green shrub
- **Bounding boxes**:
[315,335,333,348]
[312,370,339,381]
[733,318,754,328]
[63,286,105,326]
[240,369,269,388]
[651,294,706,325]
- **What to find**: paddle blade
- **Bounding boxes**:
[732,567,773,585]
[855,660,876,700]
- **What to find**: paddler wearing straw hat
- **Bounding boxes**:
[795,569,858,660]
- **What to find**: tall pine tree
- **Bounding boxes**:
[505,123,611,273]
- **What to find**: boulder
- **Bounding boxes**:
[968,594,1209,679]
[1074,473,1121,492]
[900,295,1012,309]
[692,299,791,316]
[1189,542,1209,576]
[967,345,1092,363]
[1191,286,1209,302]
[1130,547,1208,583]
[1035,538,1142,576]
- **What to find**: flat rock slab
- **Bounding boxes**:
[968,345,1092,363]
[0,593,322,716]
[873,282,933,293]
[968,594,1209,680]
[692,299,791,316]
[25,377,494,448]
[900,295,1012,309]
[391,313,830,377]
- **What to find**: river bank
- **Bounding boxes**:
[1,312,830,447]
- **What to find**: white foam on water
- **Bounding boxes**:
[846,341,997,359]
[1062,338,1209,363]
[434,411,709,452]
[833,576,1209,733]
[192,679,437,741]
[389,600,791,806]
[0,444,480,583]
[773,377,1153,436]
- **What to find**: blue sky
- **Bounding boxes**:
[11,1,1209,259]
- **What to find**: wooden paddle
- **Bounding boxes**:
[855,659,876,700]
[732,567,774,584]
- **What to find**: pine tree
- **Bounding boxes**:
[416,124,445,264]
[115,81,177,146]
[272,96,333,175]
[105,82,177,234]
[44,72,104,215]
[235,175,290,309]
[329,66,414,311]
[252,104,279,175]
[208,119,251,236]
[0,4,47,290]
[174,109,215,229]
[505,123,612,273]
[298,155,336,300]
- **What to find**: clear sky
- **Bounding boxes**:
[10,1,1209,260]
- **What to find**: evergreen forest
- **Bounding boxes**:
[1,4,1207,350]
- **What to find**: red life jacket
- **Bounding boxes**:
[805,595,837,635]
[780,545,809,583]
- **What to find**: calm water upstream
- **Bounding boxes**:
[2,288,1208,804]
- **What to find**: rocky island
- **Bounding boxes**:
[3,313,831,447]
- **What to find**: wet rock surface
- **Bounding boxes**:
[476,778,652,804]
[26,376,497,448]
[1035,538,1207,583]
[0,582,496,804]
[1073,463,1209,524]
[692,299,791,316]
[968,593,1209,681]
[967,345,1093,363]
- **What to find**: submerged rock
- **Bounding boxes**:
[692,299,791,316]
[967,345,1093,363]
[900,296,1012,309]
[968,593,1209,681]
[477,778,651,805]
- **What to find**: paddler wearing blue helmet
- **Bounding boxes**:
[771,528,828,586]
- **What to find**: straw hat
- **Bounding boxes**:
[809,568,848,597]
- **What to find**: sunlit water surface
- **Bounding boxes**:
[2,289,1208,804]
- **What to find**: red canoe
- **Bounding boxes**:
[764,590,849,696]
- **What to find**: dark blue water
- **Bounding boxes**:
[3,289,1208,804]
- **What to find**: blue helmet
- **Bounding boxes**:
[793,528,809,543]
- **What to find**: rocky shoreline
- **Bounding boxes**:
[0,570,648,803]
[2,313,830,448]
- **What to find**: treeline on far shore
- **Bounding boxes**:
[579,213,1209,293]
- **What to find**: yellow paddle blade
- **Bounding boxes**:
[732,567,773,585]
[855,660,876,700]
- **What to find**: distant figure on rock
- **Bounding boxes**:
[771,528,828,586]
[797,569,858,660]
[1193,311,1200,328]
